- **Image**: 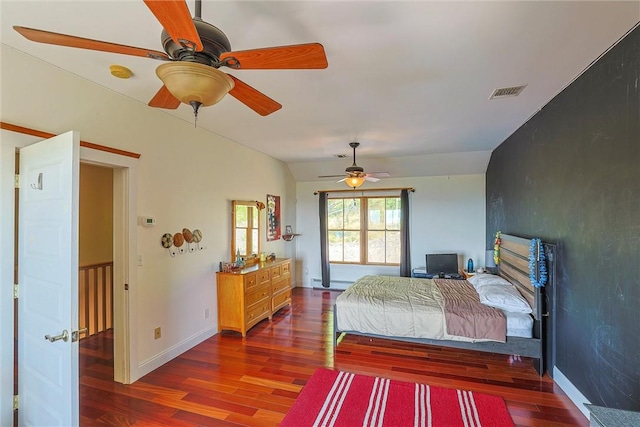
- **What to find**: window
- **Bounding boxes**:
[327,196,401,265]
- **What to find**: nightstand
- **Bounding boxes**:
[461,270,475,280]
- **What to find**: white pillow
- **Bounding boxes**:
[467,273,512,290]
[477,284,532,314]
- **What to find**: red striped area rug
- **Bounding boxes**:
[280,368,514,427]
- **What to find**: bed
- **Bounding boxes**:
[333,234,554,376]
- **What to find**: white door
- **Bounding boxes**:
[18,131,80,426]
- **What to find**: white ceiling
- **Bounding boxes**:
[1,1,638,182]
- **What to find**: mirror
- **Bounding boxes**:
[231,200,262,261]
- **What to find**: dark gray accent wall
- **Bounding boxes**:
[486,24,640,411]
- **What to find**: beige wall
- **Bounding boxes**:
[79,163,113,266]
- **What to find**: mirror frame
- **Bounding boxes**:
[231,200,262,261]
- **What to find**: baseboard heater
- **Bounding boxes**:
[310,278,353,289]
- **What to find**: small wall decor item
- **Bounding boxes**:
[529,238,548,288]
[282,224,300,241]
[192,229,203,250]
[173,232,185,254]
[161,233,176,257]
[182,228,194,252]
[162,229,204,257]
[267,194,281,241]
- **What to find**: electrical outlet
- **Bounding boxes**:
[137,254,144,266]
[204,308,210,319]
[154,327,161,340]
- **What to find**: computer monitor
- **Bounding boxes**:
[426,253,458,275]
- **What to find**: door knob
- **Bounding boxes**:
[71,327,89,342]
[44,330,69,343]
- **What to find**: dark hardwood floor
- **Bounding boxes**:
[79,288,588,426]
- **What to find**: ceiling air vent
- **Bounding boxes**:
[489,85,527,99]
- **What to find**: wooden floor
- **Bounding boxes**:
[79,288,588,426]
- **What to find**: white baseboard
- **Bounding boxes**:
[309,278,353,290]
[136,326,218,380]
[553,367,591,419]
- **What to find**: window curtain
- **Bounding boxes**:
[400,189,411,277]
[319,192,330,287]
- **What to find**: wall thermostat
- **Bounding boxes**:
[138,216,156,227]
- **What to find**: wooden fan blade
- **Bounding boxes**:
[336,178,348,183]
[13,26,170,60]
[227,75,282,116]
[143,0,203,51]
[220,43,328,69]
[148,85,181,109]
[364,176,380,182]
[367,172,391,178]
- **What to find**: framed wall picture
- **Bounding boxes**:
[266,194,281,241]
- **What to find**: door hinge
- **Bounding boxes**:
[14,174,20,189]
[13,283,18,299]
[13,395,18,410]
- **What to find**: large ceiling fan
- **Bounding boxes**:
[13,0,328,119]
[319,142,390,189]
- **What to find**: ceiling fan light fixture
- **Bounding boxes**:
[156,62,235,107]
[346,176,365,189]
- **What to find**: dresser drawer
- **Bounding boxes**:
[272,289,291,313]
[271,276,290,295]
[246,300,270,326]
[258,269,270,284]
[244,272,259,290]
[245,285,270,307]
[271,265,281,279]
[281,261,291,275]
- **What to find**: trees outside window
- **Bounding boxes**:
[327,196,401,265]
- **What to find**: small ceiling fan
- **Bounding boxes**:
[319,142,390,189]
[13,0,327,119]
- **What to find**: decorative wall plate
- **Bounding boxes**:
[182,228,194,243]
[192,229,203,243]
[161,233,173,248]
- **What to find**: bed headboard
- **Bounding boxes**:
[497,233,543,321]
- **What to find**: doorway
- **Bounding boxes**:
[13,157,128,384]
[78,163,115,376]
[2,128,139,425]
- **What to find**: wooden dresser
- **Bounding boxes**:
[216,258,292,337]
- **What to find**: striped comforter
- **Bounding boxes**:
[335,275,505,343]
